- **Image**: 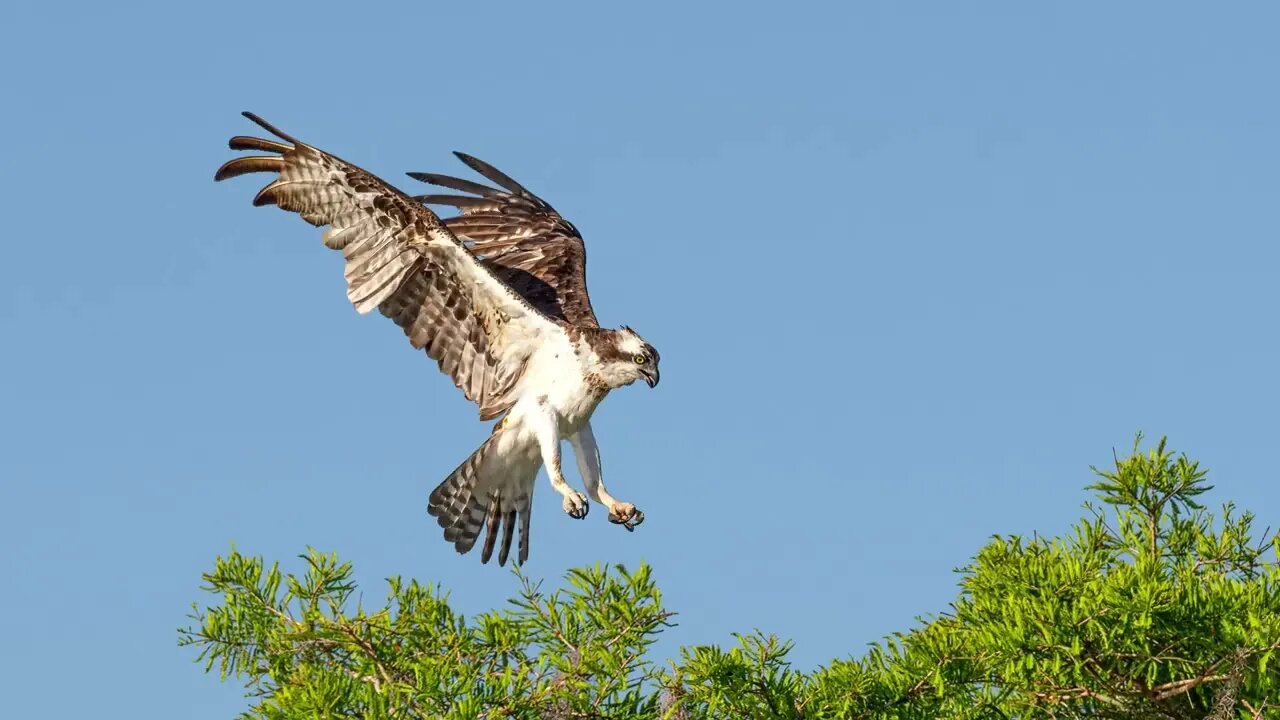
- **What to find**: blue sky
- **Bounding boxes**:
[2,1,1278,716]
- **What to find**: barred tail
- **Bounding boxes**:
[427,430,533,566]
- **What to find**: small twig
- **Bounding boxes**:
[1150,673,1230,701]
[342,624,396,691]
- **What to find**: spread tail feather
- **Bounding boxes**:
[427,430,533,566]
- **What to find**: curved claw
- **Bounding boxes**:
[563,492,589,520]
[608,504,644,532]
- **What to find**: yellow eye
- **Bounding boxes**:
[633,355,647,364]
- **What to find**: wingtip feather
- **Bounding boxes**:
[252,183,280,207]
[452,152,531,196]
[214,156,284,182]
[413,194,494,209]
[240,111,301,144]
[408,171,503,198]
[229,135,291,153]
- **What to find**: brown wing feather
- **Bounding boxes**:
[215,112,561,420]
[406,154,600,328]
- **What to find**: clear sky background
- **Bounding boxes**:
[2,2,1278,716]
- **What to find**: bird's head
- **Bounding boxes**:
[595,326,661,389]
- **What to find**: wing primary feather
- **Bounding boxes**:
[452,152,531,196]
[229,136,290,153]
[214,156,285,181]
[240,111,302,144]
[413,194,495,209]
[406,172,501,197]
[252,183,281,207]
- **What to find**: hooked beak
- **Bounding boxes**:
[644,366,660,388]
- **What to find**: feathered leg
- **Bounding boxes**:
[531,402,589,519]
[568,422,643,531]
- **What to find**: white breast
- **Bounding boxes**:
[515,332,604,433]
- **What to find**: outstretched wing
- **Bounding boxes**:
[407,154,600,328]
[215,112,561,420]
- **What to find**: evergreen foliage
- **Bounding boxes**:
[182,436,1280,718]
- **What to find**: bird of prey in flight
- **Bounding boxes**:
[215,112,661,566]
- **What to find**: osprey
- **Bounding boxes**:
[215,112,660,566]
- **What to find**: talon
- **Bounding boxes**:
[608,503,643,531]
[563,492,589,519]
